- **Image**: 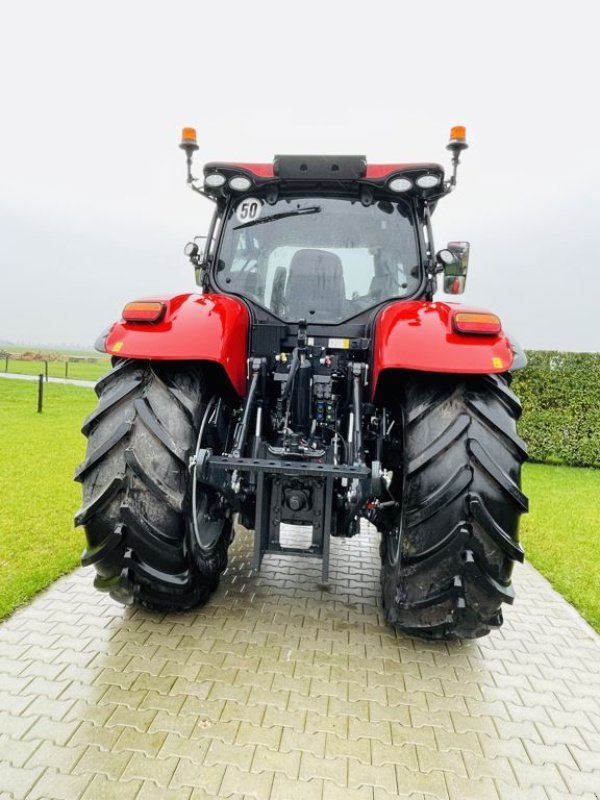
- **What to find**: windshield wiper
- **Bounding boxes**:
[233,206,321,230]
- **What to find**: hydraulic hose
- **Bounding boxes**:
[281,347,299,402]
[191,395,218,552]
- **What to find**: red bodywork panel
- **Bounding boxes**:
[229,163,276,178]
[372,301,515,396]
[105,294,249,396]
[210,163,442,181]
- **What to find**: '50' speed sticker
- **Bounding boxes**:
[236,198,262,223]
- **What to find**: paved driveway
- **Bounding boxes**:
[1,525,599,799]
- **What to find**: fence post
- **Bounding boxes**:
[37,374,44,413]
[4,354,8,373]
[65,360,69,379]
[45,361,49,382]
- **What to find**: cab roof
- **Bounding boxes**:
[202,156,447,199]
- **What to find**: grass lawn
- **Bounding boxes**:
[0,379,96,618]
[0,377,599,630]
[521,463,600,631]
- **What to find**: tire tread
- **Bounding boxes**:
[75,359,229,612]
[380,372,527,639]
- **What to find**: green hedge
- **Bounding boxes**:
[512,351,600,468]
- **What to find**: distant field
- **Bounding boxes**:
[5,345,101,357]
[1,347,110,382]
[0,377,598,631]
[2,358,109,382]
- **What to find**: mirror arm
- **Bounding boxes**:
[424,202,436,270]
[423,202,438,301]
[188,178,215,201]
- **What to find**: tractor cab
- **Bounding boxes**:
[179,131,472,329]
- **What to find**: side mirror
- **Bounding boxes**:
[438,241,470,294]
[184,235,208,286]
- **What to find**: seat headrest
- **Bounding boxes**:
[288,248,343,278]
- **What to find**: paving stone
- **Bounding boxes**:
[170,760,226,793]
[348,760,397,791]
[0,692,35,715]
[21,717,81,747]
[0,735,41,768]
[477,732,530,763]
[205,738,255,772]
[545,789,599,800]
[394,765,448,799]
[417,745,468,778]
[449,710,496,737]
[158,732,210,762]
[463,751,517,785]
[372,741,418,770]
[444,772,499,800]
[510,760,568,791]
[324,785,374,800]
[105,704,157,733]
[136,781,193,800]
[236,722,282,750]
[299,749,347,785]
[425,692,469,716]
[221,765,274,798]
[72,745,132,780]
[326,732,371,763]
[121,750,179,786]
[251,745,301,779]
[81,773,143,799]
[148,709,200,737]
[112,726,168,757]
[495,783,546,800]
[305,710,349,737]
[557,764,600,796]
[0,764,45,797]
[280,728,326,758]
[25,740,87,773]
[68,720,124,752]
[28,768,92,800]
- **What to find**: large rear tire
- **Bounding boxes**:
[380,373,528,639]
[75,359,230,611]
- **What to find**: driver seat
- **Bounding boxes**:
[285,249,346,320]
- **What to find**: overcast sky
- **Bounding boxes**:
[1,0,598,351]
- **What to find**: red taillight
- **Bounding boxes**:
[453,312,501,336]
[122,302,165,323]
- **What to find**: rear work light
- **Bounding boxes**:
[229,175,252,192]
[453,312,501,335]
[416,174,442,189]
[388,176,413,192]
[204,172,226,189]
[123,302,165,323]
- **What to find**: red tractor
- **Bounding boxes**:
[76,126,528,639]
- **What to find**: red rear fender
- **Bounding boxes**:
[104,293,249,396]
[372,300,516,397]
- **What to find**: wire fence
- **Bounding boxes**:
[0,351,110,383]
